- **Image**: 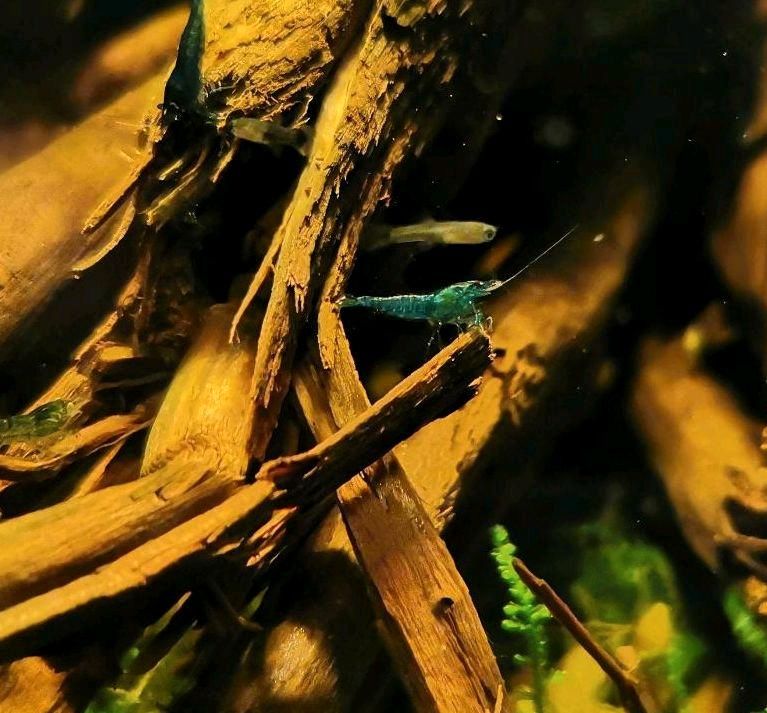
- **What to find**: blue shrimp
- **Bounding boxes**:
[341,227,576,329]
[341,280,502,328]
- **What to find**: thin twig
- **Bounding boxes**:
[204,580,263,634]
[512,557,654,713]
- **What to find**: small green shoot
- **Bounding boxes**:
[490,524,553,713]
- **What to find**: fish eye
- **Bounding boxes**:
[484,227,497,240]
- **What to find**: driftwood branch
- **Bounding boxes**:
[234,0,497,459]
[0,329,489,660]
[340,471,505,713]
[199,0,370,124]
[0,73,164,356]
[220,177,653,711]
[293,328,505,713]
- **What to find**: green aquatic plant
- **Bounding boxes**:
[571,524,679,625]
[723,585,767,670]
[84,597,201,713]
[490,524,553,713]
[571,522,706,711]
[84,588,267,713]
[665,632,706,707]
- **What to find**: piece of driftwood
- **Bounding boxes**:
[199,0,370,125]
[292,333,504,713]
[339,473,505,713]
[0,656,76,713]
[142,303,260,479]
[93,0,371,235]
[396,189,653,527]
[711,7,767,373]
[0,461,223,611]
[226,183,653,712]
[711,147,767,372]
[0,73,165,358]
[314,0,519,361]
[631,331,767,577]
[0,302,260,711]
[234,0,498,460]
[0,234,202,490]
[0,329,489,660]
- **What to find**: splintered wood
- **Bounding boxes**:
[294,332,503,713]
[200,0,370,123]
[228,183,654,711]
[235,0,498,460]
[0,330,489,660]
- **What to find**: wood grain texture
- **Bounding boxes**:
[232,181,653,713]
[0,74,165,356]
[340,473,504,713]
[142,303,260,480]
[201,0,371,123]
[293,330,504,713]
[0,329,489,661]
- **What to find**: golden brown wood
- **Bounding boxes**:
[293,332,505,713]
[0,329,489,660]
[711,147,767,372]
[0,74,165,356]
[0,656,74,713]
[397,187,652,525]
[72,5,188,111]
[200,0,371,124]
[142,303,260,479]
[223,182,653,712]
[0,461,224,610]
[340,472,505,713]
[234,0,498,460]
[631,332,767,577]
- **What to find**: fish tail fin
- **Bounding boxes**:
[339,295,361,308]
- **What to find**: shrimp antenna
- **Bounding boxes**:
[500,225,579,286]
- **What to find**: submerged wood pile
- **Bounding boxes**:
[0,1,767,712]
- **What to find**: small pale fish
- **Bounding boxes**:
[362,220,497,251]
[230,118,314,157]
[0,399,78,445]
